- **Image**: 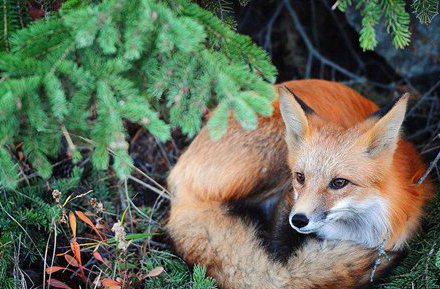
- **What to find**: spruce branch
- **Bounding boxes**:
[412,0,439,24]
[335,0,437,50]
[0,0,276,188]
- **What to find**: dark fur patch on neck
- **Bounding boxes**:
[267,199,312,263]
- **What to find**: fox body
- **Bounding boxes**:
[167,80,433,289]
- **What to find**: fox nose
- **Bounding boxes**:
[290,213,309,229]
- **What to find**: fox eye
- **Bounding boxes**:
[329,178,349,190]
[295,172,305,185]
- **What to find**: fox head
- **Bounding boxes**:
[279,86,409,248]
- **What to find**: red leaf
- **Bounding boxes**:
[75,210,103,240]
[69,211,77,238]
[75,210,94,227]
[70,239,86,277]
[64,254,79,267]
[70,240,82,267]
[45,266,65,274]
[47,278,73,289]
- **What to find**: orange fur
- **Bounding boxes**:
[167,79,433,288]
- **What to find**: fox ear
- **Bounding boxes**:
[360,93,409,157]
[279,86,312,145]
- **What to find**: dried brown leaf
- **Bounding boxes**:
[146,266,165,277]
[101,278,121,289]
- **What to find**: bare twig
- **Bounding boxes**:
[320,0,365,70]
[13,237,33,289]
[407,80,440,117]
[283,0,366,82]
[127,175,170,200]
[47,44,74,76]
[61,125,77,154]
[154,137,173,169]
[418,150,440,185]
[42,229,51,289]
[331,0,341,10]
[123,179,134,232]
[262,1,284,54]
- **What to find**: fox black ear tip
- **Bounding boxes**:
[391,92,410,109]
[279,85,292,96]
[278,85,315,115]
[395,92,411,103]
[369,92,411,119]
[400,92,411,102]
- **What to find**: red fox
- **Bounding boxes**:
[167,80,433,289]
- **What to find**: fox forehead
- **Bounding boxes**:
[289,126,379,186]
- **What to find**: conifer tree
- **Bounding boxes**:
[0,0,277,189]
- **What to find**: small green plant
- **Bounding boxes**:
[336,0,439,50]
[143,253,217,289]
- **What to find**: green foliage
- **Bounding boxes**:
[382,0,411,49]
[199,0,237,28]
[358,0,381,51]
[192,265,217,289]
[337,0,439,50]
[197,0,250,28]
[0,0,276,189]
[436,248,440,268]
[412,0,439,23]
